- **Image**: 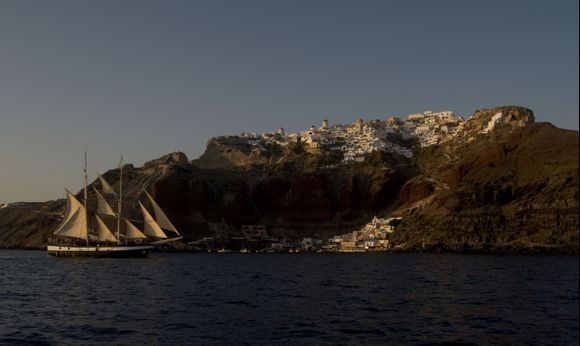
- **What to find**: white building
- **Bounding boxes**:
[408,113,425,121]
[301,238,317,251]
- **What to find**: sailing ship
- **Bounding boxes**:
[47,153,182,258]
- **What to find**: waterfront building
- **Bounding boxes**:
[301,238,319,252]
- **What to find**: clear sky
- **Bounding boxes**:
[0,0,578,203]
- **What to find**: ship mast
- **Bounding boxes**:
[116,155,123,244]
[84,151,89,246]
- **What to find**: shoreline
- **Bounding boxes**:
[2,246,577,255]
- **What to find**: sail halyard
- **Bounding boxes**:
[95,215,118,242]
[144,191,181,236]
[138,201,168,239]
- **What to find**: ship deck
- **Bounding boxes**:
[47,244,153,258]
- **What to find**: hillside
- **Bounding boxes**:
[0,106,577,253]
[393,122,578,253]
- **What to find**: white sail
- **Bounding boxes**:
[53,190,88,240]
[139,201,167,239]
[98,175,117,196]
[95,215,118,242]
[93,187,116,216]
[145,191,180,235]
[124,219,148,239]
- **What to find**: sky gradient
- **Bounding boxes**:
[1,0,578,203]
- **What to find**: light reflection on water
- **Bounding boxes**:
[0,251,578,345]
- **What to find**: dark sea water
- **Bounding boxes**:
[0,251,578,345]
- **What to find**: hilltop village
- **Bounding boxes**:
[187,109,477,252]
[214,110,467,162]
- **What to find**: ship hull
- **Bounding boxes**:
[47,244,153,258]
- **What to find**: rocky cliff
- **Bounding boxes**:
[1,106,577,252]
[393,122,578,253]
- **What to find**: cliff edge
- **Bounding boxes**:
[0,105,577,253]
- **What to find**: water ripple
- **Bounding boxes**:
[0,251,577,345]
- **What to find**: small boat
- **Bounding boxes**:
[47,153,182,258]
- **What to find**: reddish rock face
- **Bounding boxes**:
[393,122,579,253]
[250,170,404,224]
[284,174,335,223]
[220,180,259,227]
[253,177,292,213]
[367,172,402,210]
[338,171,402,218]
[153,170,192,214]
[398,178,437,206]
[135,164,410,239]
[152,171,260,229]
